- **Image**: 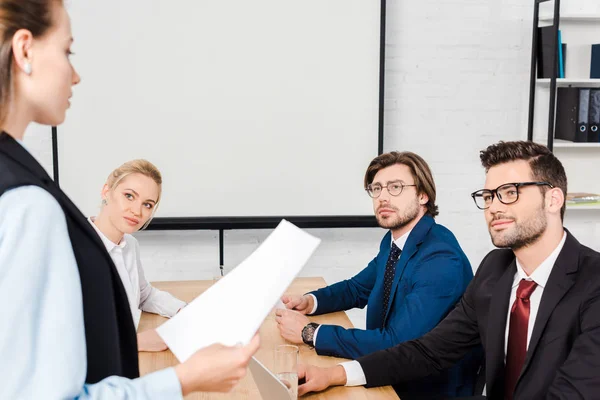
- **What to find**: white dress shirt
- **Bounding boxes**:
[0,186,182,399]
[310,230,411,387]
[89,218,187,330]
[340,231,567,387]
[504,232,566,356]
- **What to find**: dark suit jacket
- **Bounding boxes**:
[310,215,477,397]
[0,132,139,382]
[357,231,600,399]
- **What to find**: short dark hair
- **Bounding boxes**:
[364,151,439,218]
[479,140,568,220]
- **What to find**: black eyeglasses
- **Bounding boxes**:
[365,180,417,198]
[470,181,554,210]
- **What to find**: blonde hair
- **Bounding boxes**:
[106,159,162,229]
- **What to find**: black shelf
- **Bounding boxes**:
[527,0,561,151]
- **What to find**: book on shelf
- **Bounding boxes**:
[566,192,600,204]
[558,30,565,78]
[537,26,566,79]
[592,44,600,79]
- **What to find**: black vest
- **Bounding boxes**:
[0,132,139,382]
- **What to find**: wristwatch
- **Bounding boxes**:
[301,322,320,347]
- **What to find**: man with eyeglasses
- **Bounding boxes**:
[275,151,478,398]
[296,140,600,400]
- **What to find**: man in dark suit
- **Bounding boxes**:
[275,151,477,398]
[297,140,600,400]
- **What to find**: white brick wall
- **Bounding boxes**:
[23,0,600,329]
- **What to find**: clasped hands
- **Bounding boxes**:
[275,294,314,344]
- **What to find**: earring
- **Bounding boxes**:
[23,62,32,75]
[101,199,108,206]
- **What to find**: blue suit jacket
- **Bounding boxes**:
[310,215,476,397]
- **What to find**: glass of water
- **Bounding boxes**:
[274,344,299,399]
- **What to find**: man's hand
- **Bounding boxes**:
[298,364,347,396]
[281,294,314,315]
[137,329,168,352]
[174,334,260,396]
[275,309,310,344]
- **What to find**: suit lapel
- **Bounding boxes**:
[485,258,516,397]
[382,243,417,321]
[382,216,434,324]
[518,232,579,381]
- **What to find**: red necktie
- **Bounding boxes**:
[504,279,538,399]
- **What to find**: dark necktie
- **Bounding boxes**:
[504,279,538,400]
[382,242,402,322]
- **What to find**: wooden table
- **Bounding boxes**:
[139,277,398,399]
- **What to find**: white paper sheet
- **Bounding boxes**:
[156,219,321,362]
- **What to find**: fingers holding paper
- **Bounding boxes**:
[275,309,309,344]
[174,334,261,396]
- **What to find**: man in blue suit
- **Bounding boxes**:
[276,151,477,398]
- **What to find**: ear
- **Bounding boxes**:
[419,192,429,206]
[547,187,564,215]
[11,29,34,75]
[101,184,110,200]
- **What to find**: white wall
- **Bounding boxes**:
[26,0,600,328]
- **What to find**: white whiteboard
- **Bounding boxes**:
[59,0,381,217]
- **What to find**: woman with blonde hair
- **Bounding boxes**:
[0,0,258,397]
[89,159,186,352]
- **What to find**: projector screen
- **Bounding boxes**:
[58,0,382,218]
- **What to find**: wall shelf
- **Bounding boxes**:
[553,140,600,148]
[539,14,600,23]
[537,79,600,88]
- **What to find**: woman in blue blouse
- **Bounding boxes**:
[0,1,259,398]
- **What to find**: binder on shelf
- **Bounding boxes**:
[589,89,600,142]
[592,44,600,79]
[578,89,590,142]
[555,87,580,142]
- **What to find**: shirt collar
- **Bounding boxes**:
[514,231,567,289]
[391,229,412,251]
[88,217,127,252]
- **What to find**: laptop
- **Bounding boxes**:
[248,356,293,399]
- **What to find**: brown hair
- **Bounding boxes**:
[0,0,61,124]
[364,151,439,217]
[479,140,568,220]
[106,159,163,229]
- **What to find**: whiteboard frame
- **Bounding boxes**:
[51,0,387,232]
